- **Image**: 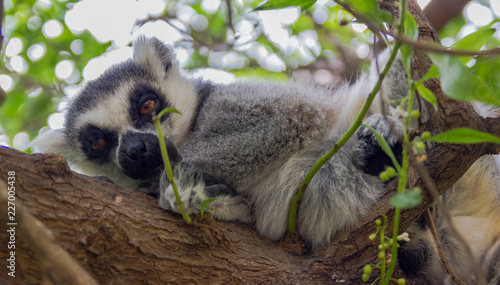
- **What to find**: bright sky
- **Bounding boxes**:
[60,0,500,81]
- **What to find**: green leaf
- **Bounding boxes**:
[404,11,418,41]
[414,82,437,110]
[426,52,500,107]
[420,65,440,82]
[472,57,500,95]
[345,0,393,26]
[202,198,218,209]
[429,128,500,144]
[157,107,182,119]
[390,189,422,209]
[421,26,496,83]
[361,124,401,172]
[451,26,496,52]
[400,11,418,72]
[255,0,316,11]
[200,198,218,221]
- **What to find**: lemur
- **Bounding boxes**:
[33,37,500,284]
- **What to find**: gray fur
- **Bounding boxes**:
[32,37,500,282]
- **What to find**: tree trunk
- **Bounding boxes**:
[1,0,499,284]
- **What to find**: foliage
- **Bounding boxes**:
[1,0,110,150]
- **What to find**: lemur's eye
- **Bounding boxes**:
[92,138,106,150]
[80,126,117,164]
[140,100,156,115]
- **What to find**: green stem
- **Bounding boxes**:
[287,42,402,239]
[382,2,412,278]
[153,108,192,225]
[380,220,387,279]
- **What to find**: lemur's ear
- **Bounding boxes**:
[132,37,177,77]
[31,128,72,157]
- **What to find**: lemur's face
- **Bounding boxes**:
[32,38,198,191]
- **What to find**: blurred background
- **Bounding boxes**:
[0,0,499,151]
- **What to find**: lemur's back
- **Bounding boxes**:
[180,80,341,187]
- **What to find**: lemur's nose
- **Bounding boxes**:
[118,131,181,180]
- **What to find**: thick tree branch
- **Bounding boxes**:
[0,181,98,285]
[0,0,499,284]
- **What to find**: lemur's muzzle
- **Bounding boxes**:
[118,132,181,180]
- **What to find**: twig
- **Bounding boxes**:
[136,14,235,51]
[225,0,235,35]
[423,209,467,285]
[0,181,99,285]
[389,32,500,56]
[336,0,500,57]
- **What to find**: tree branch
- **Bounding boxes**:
[0,180,98,285]
[1,1,499,284]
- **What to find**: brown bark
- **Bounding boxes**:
[1,0,500,284]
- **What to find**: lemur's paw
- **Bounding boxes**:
[357,113,404,146]
[158,166,253,222]
[158,183,205,215]
[158,166,206,214]
[355,114,404,176]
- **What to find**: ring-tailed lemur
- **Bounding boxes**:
[32,37,500,284]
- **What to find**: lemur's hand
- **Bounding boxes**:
[354,114,404,176]
[158,164,253,223]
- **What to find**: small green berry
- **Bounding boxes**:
[379,171,390,181]
[384,243,390,249]
[410,110,420,118]
[421,131,431,140]
[414,141,426,150]
[386,167,396,177]
[397,278,406,285]
[375,219,381,226]
[369,233,377,240]
[378,244,384,250]
[362,273,370,282]
[363,265,372,274]
[378,251,385,259]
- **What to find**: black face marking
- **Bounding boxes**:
[129,85,169,129]
[80,127,118,164]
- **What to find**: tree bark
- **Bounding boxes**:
[1,0,500,284]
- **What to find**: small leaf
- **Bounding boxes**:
[202,198,218,209]
[420,65,440,82]
[255,0,316,11]
[404,11,418,41]
[361,124,401,172]
[157,107,182,119]
[429,128,500,144]
[390,189,422,209]
[414,82,437,110]
[299,0,316,11]
[426,52,500,107]
[451,26,496,52]
[400,12,418,72]
[346,0,393,26]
